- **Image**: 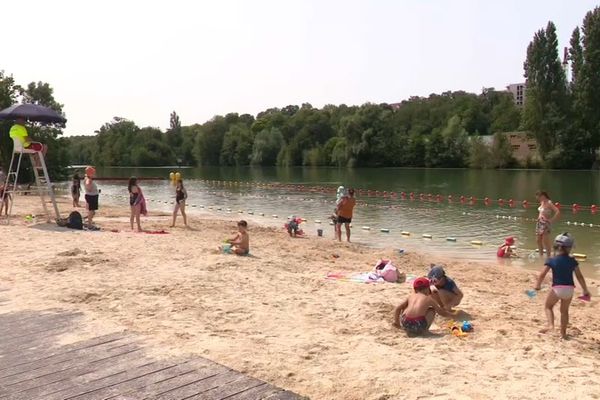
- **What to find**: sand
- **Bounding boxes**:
[1,195,599,400]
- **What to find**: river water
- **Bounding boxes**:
[72,167,600,278]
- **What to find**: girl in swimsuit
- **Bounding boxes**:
[128,177,143,232]
[535,191,560,257]
[71,174,81,208]
[171,179,188,227]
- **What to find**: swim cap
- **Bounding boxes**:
[413,277,430,290]
[554,233,574,248]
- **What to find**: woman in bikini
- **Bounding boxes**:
[128,177,144,232]
[536,191,560,257]
[171,179,188,227]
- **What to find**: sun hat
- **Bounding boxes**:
[505,237,515,245]
[427,265,446,281]
[413,277,430,290]
[554,233,574,248]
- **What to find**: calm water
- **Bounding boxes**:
[72,167,600,278]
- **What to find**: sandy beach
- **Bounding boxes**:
[1,195,599,400]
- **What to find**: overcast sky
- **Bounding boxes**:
[3,0,598,135]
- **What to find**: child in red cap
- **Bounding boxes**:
[393,277,455,336]
[497,237,517,258]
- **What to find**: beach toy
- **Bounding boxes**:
[573,253,587,260]
[525,289,537,298]
[578,294,591,302]
[317,229,323,237]
[451,326,467,337]
[461,321,473,332]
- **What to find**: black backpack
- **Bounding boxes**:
[66,211,83,230]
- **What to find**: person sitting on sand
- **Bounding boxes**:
[428,265,463,310]
[286,216,303,237]
[497,237,517,258]
[393,277,455,336]
[221,220,250,256]
[534,233,591,339]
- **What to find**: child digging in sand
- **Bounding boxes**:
[428,265,463,310]
[393,277,455,336]
[535,233,591,339]
[220,220,250,256]
[497,237,517,258]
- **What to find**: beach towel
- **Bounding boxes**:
[326,271,383,284]
[138,192,148,216]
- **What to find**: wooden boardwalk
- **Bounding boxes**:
[0,310,304,400]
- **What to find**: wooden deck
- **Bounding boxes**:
[0,310,304,400]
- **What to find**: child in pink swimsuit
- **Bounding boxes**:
[534,233,590,339]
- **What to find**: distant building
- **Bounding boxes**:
[478,132,540,163]
[506,83,526,106]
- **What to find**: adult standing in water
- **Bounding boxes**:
[536,190,560,257]
[84,166,99,226]
[128,177,145,232]
[336,188,356,242]
[171,179,188,227]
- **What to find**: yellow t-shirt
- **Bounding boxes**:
[9,124,28,145]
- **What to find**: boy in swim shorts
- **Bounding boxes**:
[221,220,250,256]
[534,233,590,339]
[393,277,455,336]
[428,265,464,310]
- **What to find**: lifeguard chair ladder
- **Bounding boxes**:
[1,138,60,224]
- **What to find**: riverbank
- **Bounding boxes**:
[1,195,599,399]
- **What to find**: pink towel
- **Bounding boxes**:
[137,191,148,216]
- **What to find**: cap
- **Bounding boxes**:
[554,233,574,248]
[427,265,446,281]
[505,237,515,245]
[413,277,430,290]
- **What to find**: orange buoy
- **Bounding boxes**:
[522,200,528,208]
[498,198,505,206]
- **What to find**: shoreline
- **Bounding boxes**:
[1,195,599,399]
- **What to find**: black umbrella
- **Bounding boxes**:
[0,103,67,124]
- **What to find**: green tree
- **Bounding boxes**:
[468,136,491,169]
[522,21,570,160]
[489,133,515,168]
[250,128,284,166]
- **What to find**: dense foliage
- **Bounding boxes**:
[66,90,521,169]
[523,7,600,168]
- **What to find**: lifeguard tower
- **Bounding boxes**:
[0,103,66,224]
[1,137,60,223]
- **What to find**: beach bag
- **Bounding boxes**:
[374,259,401,283]
[66,211,83,230]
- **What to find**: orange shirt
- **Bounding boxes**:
[337,197,356,219]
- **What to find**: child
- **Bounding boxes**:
[286,216,302,237]
[497,237,517,258]
[393,277,455,336]
[221,220,250,256]
[428,265,463,310]
[534,233,591,339]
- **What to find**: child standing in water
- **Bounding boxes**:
[171,179,188,227]
[535,233,591,339]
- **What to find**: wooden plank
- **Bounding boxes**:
[222,383,282,400]
[2,345,146,399]
[0,311,80,337]
[103,359,228,400]
[0,332,127,372]
[0,338,138,384]
[0,312,78,342]
[46,361,178,400]
[264,390,306,400]
[184,375,265,400]
[0,324,74,356]
[67,362,199,400]
[153,370,242,400]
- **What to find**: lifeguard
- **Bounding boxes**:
[9,118,48,156]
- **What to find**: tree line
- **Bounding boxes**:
[2,6,599,179]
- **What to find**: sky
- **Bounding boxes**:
[3,0,598,136]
